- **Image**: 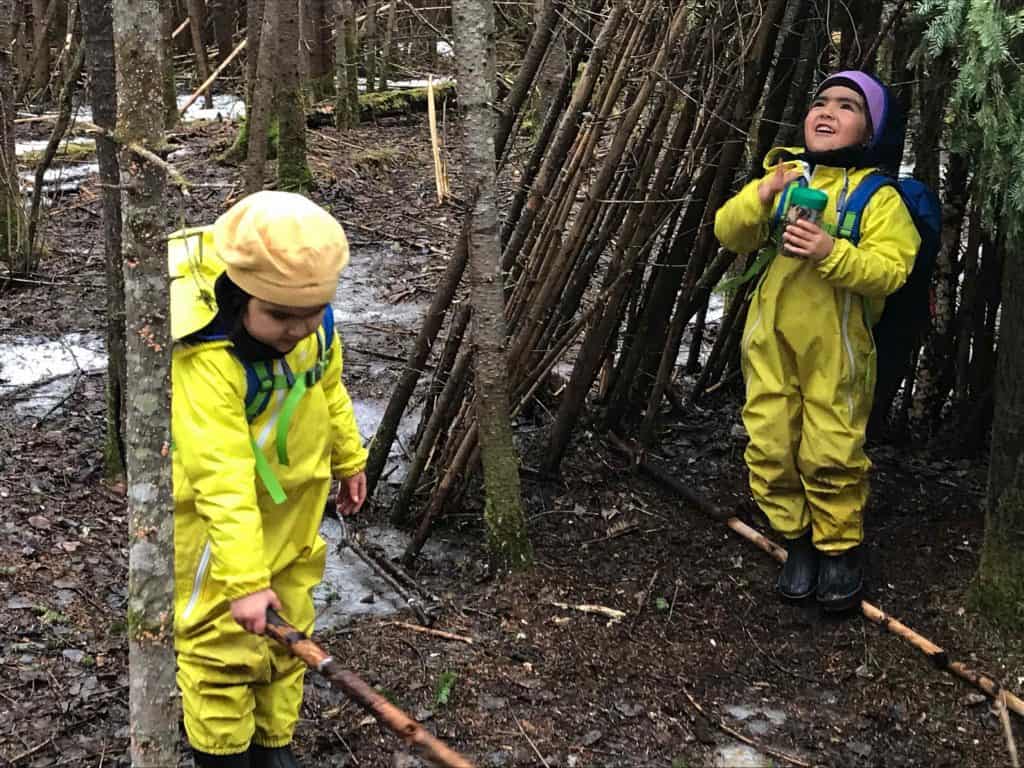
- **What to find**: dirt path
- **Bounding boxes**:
[0,117,1021,768]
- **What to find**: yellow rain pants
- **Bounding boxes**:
[714,148,919,553]
[169,228,367,755]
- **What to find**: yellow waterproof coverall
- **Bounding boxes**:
[169,227,367,755]
[714,148,919,553]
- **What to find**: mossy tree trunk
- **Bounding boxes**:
[245,0,277,194]
[82,0,125,479]
[0,0,29,276]
[112,0,176,764]
[971,218,1024,630]
[452,0,532,570]
[277,0,312,192]
[334,0,359,128]
[344,0,360,124]
[304,0,335,100]
[379,0,395,90]
[224,0,262,162]
[31,0,51,93]
[364,0,377,94]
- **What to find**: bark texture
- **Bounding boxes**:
[245,0,278,194]
[277,0,312,192]
[160,0,178,128]
[0,0,28,275]
[81,0,125,478]
[186,0,214,108]
[113,0,176,763]
[452,0,532,570]
[972,225,1024,630]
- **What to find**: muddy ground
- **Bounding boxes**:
[1,107,1022,768]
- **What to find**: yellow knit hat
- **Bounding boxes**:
[212,191,349,307]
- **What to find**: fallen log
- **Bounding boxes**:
[307,83,457,127]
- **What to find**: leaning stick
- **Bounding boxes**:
[172,17,191,38]
[612,438,1024,719]
[179,38,248,115]
[264,609,475,768]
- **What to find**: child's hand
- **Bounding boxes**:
[337,471,367,516]
[231,588,282,635]
[782,219,834,261]
[758,164,804,206]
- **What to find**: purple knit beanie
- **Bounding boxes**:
[814,70,887,146]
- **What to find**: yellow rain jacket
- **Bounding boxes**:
[169,227,367,755]
[714,148,919,552]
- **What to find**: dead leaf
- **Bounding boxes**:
[28,515,51,530]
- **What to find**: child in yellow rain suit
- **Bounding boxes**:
[714,71,920,611]
[170,191,368,768]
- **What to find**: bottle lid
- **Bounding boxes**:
[790,187,828,211]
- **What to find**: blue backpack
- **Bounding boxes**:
[768,173,942,421]
[833,175,942,421]
[194,306,336,504]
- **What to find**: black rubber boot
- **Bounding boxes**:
[777,531,818,600]
[192,750,251,768]
[817,546,863,611]
[251,745,301,768]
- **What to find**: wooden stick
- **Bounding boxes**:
[172,17,191,38]
[625,446,1024,719]
[264,609,475,767]
[514,714,551,768]
[427,76,446,204]
[998,691,1022,768]
[550,602,626,621]
[387,621,474,645]
[680,686,811,768]
[178,38,248,115]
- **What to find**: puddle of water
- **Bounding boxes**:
[351,398,421,485]
[436,41,454,58]
[713,744,774,767]
[0,333,107,417]
[332,246,428,330]
[314,519,458,628]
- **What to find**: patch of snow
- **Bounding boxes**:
[16,136,95,156]
[713,744,774,768]
[0,333,106,417]
[436,41,454,57]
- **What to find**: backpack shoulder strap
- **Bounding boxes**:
[837,172,897,245]
[770,177,807,234]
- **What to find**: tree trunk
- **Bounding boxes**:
[532,0,564,125]
[81,0,125,479]
[246,0,278,194]
[112,0,176,764]
[972,217,1024,630]
[334,0,358,128]
[31,0,51,92]
[210,0,237,69]
[305,0,334,99]
[453,0,531,570]
[186,0,214,108]
[364,0,377,93]
[0,0,28,275]
[278,0,311,192]
[160,0,179,128]
[344,0,359,124]
[379,0,395,90]
[13,1,29,86]
[223,0,261,162]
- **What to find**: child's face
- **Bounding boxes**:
[804,86,870,153]
[244,299,326,354]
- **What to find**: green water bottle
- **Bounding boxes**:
[782,187,828,257]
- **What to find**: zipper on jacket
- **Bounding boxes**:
[182,540,212,619]
[840,291,856,419]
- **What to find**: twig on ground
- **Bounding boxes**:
[550,602,626,622]
[332,726,361,766]
[629,569,660,632]
[9,737,53,765]
[386,621,474,645]
[680,686,810,768]
[997,690,1021,768]
[0,369,103,404]
[514,714,551,768]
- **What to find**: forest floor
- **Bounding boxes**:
[1,108,1022,768]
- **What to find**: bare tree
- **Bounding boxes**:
[209,0,237,69]
[278,0,311,191]
[452,0,532,569]
[112,0,176,763]
[379,0,395,90]
[160,0,178,128]
[186,0,214,108]
[31,0,52,92]
[245,0,278,194]
[81,0,125,478]
[334,0,359,129]
[0,0,28,275]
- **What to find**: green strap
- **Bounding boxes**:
[252,438,287,504]
[276,375,308,466]
[717,247,776,294]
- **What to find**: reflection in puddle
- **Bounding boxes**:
[314,519,460,629]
